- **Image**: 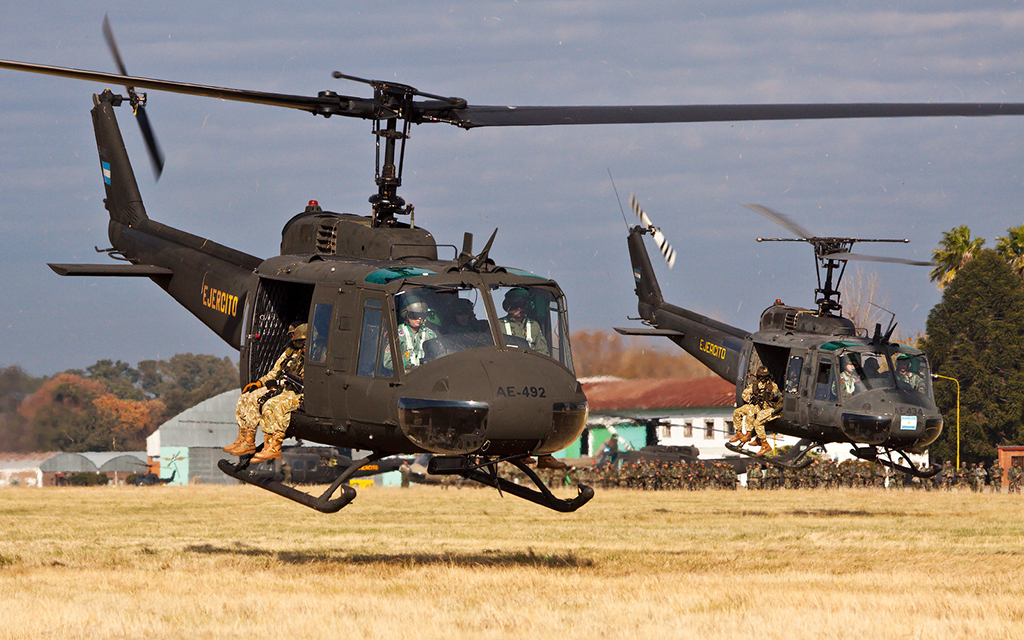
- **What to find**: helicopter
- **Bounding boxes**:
[616,197,943,477]
[3,19,1023,512]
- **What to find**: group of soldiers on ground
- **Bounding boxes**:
[499,456,1023,492]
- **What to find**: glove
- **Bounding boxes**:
[242,381,263,394]
[264,379,279,390]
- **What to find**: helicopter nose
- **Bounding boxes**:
[841,392,943,448]
[396,350,587,456]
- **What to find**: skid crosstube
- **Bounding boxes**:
[850,446,941,479]
[429,455,594,513]
[725,438,816,470]
[218,451,388,513]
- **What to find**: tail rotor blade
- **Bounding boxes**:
[630,193,676,268]
[102,14,165,179]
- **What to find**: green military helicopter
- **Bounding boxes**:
[2,18,1022,511]
[617,196,943,477]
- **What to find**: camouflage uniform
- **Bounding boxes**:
[733,372,781,448]
[1008,465,1022,494]
[236,345,305,439]
[973,463,987,493]
[940,462,953,491]
[747,464,762,490]
[989,464,1004,493]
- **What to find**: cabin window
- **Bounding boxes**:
[814,359,837,402]
[784,356,803,395]
[356,300,385,377]
[308,303,332,364]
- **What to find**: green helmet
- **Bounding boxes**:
[403,301,430,318]
[503,288,530,312]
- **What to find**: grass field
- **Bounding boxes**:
[1,483,1023,639]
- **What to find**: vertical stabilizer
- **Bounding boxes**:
[626,225,664,312]
[91,91,148,227]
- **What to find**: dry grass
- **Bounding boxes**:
[1,484,1023,639]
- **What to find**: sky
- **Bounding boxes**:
[1,1,1022,376]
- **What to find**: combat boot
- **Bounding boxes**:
[756,441,773,457]
[727,432,745,445]
[224,426,257,456]
[536,455,569,470]
[251,432,284,463]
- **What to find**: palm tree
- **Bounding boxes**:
[930,226,985,289]
[995,224,1024,280]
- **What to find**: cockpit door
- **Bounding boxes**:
[810,355,838,425]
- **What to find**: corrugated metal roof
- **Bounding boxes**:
[40,452,97,472]
[582,377,735,412]
[80,452,147,471]
[0,452,60,470]
[152,390,241,448]
[96,453,148,472]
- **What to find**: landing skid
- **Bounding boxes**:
[725,438,817,470]
[219,450,387,513]
[850,446,941,478]
[429,455,595,512]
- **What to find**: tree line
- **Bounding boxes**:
[919,224,1024,465]
[0,355,238,453]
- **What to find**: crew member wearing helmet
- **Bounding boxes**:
[729,365,781,457]
[499,288,548,354]
[385,300,437,372]
[223,322,306,462]
[895,357,924,392]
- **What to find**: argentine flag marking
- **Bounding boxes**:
[102,161,111,185]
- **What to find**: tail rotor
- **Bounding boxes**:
[102,14,165,179]
[629,194,676,268]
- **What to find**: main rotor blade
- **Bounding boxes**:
[821,252,933,267]
[5,57,1024,128]
[0,59,370,118]
[452,102,1024,128]
[742,203,815,240]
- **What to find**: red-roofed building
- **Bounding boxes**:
[555,376,744,462]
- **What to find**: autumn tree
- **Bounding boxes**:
[921,249,1024,464]
[0,366,43,451]
[570,331,714,379]
[137,354,238,421]
[0,354,236,452]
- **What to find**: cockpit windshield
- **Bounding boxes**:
[383,285,494,375]
[491,284,574,371]
[380,283,574,375]
[838,350,932,399]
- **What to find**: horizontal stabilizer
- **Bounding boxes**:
[48,263,173,277]
[614,327,684,337]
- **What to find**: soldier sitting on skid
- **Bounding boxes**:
[729,366,781,457]
[223,322,306,463]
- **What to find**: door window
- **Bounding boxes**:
[308,303,332,364]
